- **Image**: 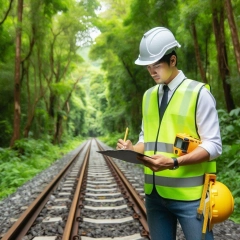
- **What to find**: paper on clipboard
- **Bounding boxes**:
[97,150,151,165]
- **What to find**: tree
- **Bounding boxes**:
[190,22,208,83]
[45,1,97,143]
[225,0,240,75]
[10,0,24,147]
[211,0,235,112]
[11,0,98,143]
[53,75,85,144]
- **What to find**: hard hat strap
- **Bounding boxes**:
[197,174,216,239]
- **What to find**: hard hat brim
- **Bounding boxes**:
[135,44,181,66]
[134,58,160,66]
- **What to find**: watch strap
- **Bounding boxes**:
[171,157,179,170]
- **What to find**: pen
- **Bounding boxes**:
[123,127,129,142]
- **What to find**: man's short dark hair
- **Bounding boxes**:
[157,50,177,66]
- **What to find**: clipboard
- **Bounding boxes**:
[97,150,151,165]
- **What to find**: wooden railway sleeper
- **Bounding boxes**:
[123,194,129,199]
[76,216,83,222]
[73,235,80,240]
[141,229,149,237]
[133,212,140,219]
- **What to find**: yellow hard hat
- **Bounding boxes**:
[209,180,234,229]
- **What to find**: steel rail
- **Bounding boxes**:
[96,140,150,239]
[62,140,91,240]
[2,141,88,240]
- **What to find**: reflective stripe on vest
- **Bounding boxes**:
[144,142,173,153]
[142,79,216,200]
[145,174,204,187]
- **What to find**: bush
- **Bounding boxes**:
[0,136,84,200]
[98,132,125,148]
[217,108,240,223]
[218,108,240,145]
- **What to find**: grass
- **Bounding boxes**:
[0,136,85,200]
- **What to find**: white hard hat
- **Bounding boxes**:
[135,27,181,66]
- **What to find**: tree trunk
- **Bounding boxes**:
[23,62,43,138]
[53,76,83,144]
[211,0,235,112]
[225,0,240,74]
[53,113,62,145]
[191,22,208,83]
[10,0,23,147]
[23,115,35,138]
[49,94,56,118]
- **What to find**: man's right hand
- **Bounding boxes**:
[116,139,133,150]
[116,141,144,154]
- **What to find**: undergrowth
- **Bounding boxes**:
[216,108,240,223]
[0,136,84,200]
[98,132,124,148]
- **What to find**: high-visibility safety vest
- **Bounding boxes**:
[142,79,216,201]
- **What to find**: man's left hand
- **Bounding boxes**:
[137,154,173,172]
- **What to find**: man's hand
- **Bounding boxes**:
[137,154,174,172]
[116,139,134,150]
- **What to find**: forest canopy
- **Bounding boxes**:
[0,0,239,146]
[89,0,240,141]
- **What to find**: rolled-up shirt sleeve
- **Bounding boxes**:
[138,121,144,143]
[197,88,222,160]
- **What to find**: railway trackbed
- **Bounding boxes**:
[1,139,149,240]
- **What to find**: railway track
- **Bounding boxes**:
[1,139,149,240]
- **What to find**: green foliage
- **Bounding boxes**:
[89,4,153,137]
[43,0,69,18]
[0,0,101,146]
[51,80,73,96]
[0,121,12,147]
[218,108,240,144]
[216,109,240,223]
[0,136,84,200]
[98,132,124,148]
[89,0,240,144]
[13,138,57,157]
[217,144,240,223]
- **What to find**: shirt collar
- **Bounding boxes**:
[160,70,186,91]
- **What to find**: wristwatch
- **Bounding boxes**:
[171,157,179,170]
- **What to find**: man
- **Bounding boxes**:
[116,27,222,240]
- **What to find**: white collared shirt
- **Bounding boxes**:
[138,70,222,160]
